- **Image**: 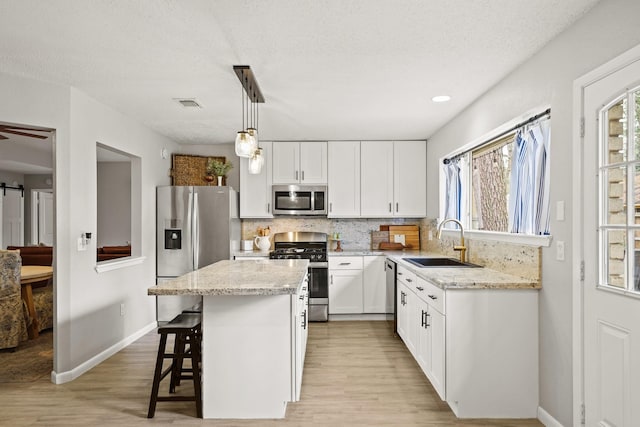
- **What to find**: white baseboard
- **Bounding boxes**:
[538,406,564,427]
[51,321,157,384]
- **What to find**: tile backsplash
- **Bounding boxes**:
[242,217,421,250]
[242,217,540,282]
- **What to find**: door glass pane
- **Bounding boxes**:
[635,230,640,291]
[605,98,626,164]
[604,229,626,288]
[604,166,626,224]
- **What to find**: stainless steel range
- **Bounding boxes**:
[270,232,328,321]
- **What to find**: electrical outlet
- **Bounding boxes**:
[556,241,565,261]
[120,303,126,317]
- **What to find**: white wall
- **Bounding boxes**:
[425,1,640,425]
[0,71,180,377]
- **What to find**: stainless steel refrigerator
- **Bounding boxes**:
[155,185,240,321]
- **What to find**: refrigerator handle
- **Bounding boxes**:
[193,191,199,270]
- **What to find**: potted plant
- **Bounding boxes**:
[206,159,233,186]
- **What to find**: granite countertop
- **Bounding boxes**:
[329,249,540,290]
[148,259,309,296]
[233,250,271,258]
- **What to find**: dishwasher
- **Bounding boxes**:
[385,258,397,334]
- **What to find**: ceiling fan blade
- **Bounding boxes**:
[0,134,7,140]
[0,129,48,139]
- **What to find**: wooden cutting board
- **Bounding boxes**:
[371,231,389,250]
[388,225,420,249]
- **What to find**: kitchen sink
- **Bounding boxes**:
[403,257,480,268]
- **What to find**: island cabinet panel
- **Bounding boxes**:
[201,291,306,419]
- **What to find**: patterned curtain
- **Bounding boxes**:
[472,148,509,231]
[443,158,461,225]
[509,118,551,234]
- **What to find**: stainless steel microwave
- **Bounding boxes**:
[272,185,327,216]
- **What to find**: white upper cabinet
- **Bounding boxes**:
[360,140,426,217]
[394,141,426,217]
[361,141,394,217]
[328,141,360,217]
[240,141,273,218]
[272,141,327,184]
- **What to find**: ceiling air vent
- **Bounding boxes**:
[175,98,202,108]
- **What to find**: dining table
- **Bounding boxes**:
[20,265,53,339]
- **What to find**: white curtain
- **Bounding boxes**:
[443,158,462,227]
[508,118,551,235]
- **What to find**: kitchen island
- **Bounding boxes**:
[148,259,309,419]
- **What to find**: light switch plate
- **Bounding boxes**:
[556,240,565,261]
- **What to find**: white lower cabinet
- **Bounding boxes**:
[363,255,387,313]
[329,256,363,314]
[414,278,445,400]
[329,255,391,315]
[395,260,539,419]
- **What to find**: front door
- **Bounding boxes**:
[582,55,640,426]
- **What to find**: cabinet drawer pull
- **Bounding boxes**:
[339,262,351,266]
[421,310,426,327]
[406,278,412,283]
[428,295,437,300]
[398,272,403,276]
[416,286,424,291]
[425,312,431,328]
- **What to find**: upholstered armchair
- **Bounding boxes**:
[0,251,27,350]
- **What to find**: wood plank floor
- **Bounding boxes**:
[0,321,542,426]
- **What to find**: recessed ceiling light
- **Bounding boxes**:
[432,95,451,103]
[175,98,202,108]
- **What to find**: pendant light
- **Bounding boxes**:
[235,69,257,158]
[248,147,264,174]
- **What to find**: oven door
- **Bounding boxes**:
[307,263,328,322]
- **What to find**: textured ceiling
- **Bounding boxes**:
[0,0,600,145]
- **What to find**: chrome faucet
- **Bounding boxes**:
[436,218,467,263]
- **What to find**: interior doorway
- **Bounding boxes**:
[0,121,55,383]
